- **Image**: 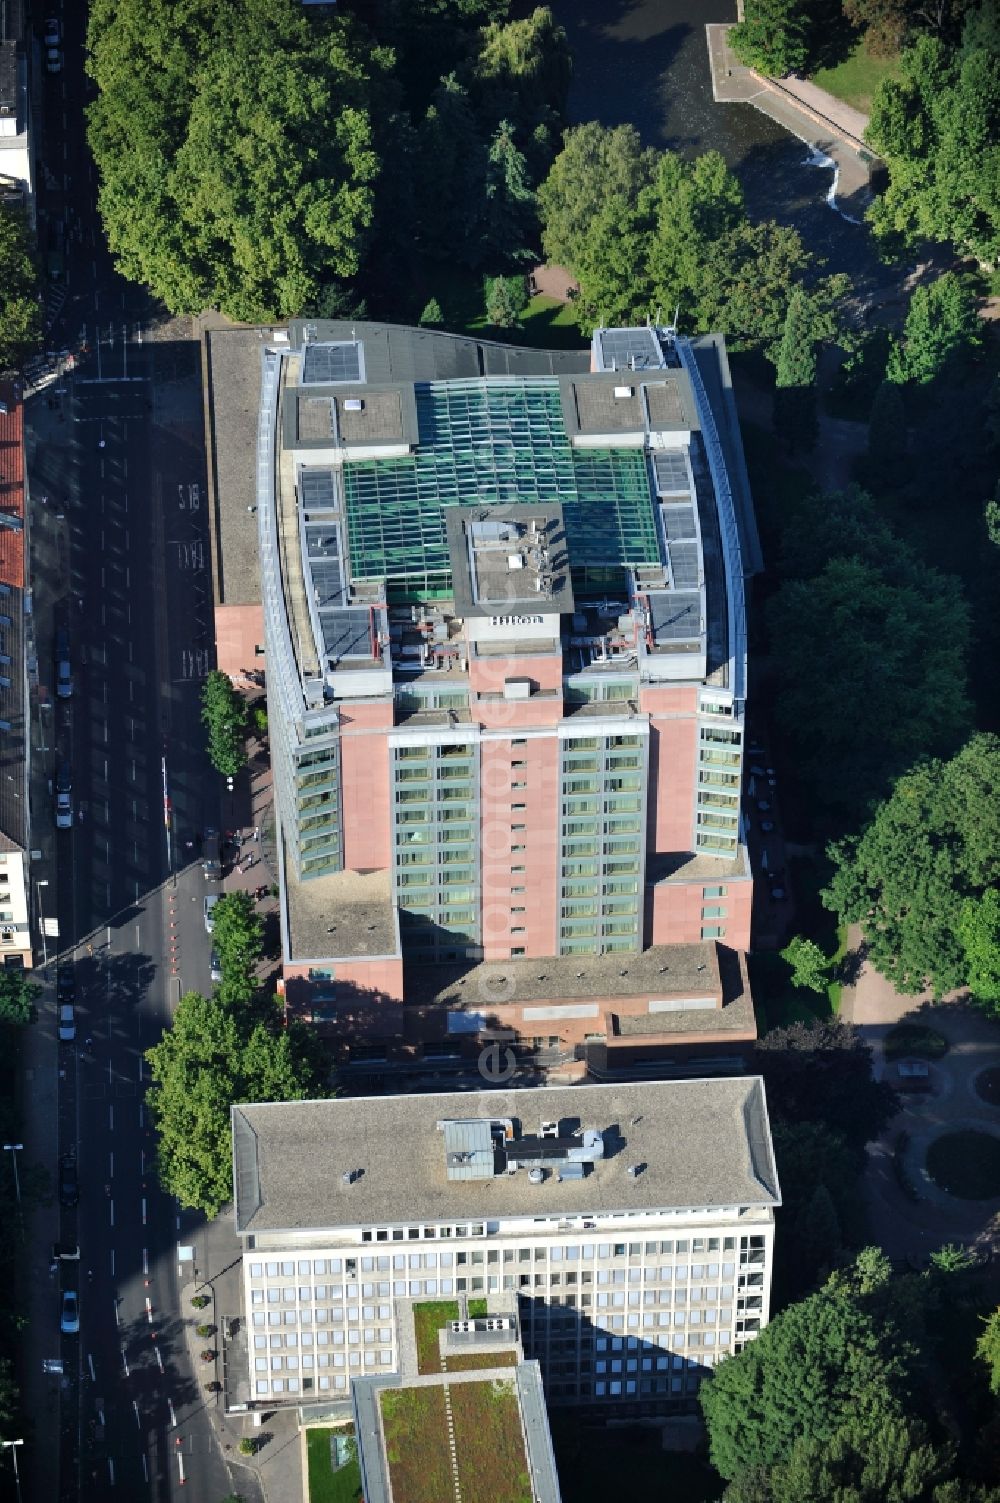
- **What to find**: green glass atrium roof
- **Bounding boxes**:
[341,378,661,592]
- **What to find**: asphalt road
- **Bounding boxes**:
[24,3,252,1499]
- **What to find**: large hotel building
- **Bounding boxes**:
[247,319,761,1074]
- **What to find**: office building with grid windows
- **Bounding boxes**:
[256,321,762,1071]
[231,1078,779,1415]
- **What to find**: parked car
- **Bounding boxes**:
[58,1003,75,1042]
[210,950,223,983]
[45,45,62,73]
[60,1290,80,1334]
[55,629,73,699]
[759,819,775,833]
[203,894,220,934]
[749,765,766,778]
[202,829,222,880]
[770,886,787,901]
[58,1157,78,1207]
[756,799,771,813]
[43,17,60,46]
[57,968,74,1002]
[56,789,73,829]
[52,1241,80,1262]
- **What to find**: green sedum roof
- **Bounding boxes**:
[342,378,660,593]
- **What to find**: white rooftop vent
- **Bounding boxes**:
[507,554,525,570]
[540,1120,558,1139]
[344,397,364,412]
[528,1167,545,1184]
[614,385,633,399]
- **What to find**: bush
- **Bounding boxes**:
[191,1294,211,1310]
[196,1323,215,1339]
[238,1437,257,1456]
[484,274,528,328]
[200,1349,216,1362]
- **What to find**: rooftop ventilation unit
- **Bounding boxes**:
[614,385,633,399]
[528,1167,545,1184]
[344,398,364,412]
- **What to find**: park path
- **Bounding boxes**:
[840,926,1000,1260]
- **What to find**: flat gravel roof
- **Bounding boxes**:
[232,1076,779,1234]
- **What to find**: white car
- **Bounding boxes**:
[58,1004,76,1042]
[204,894,220,934]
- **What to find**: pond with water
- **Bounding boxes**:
[544,0,887,289]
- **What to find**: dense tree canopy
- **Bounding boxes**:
[0,972,39,1028]
[753,1020,897,1151]
[87,0,384,320]
[766,551,971,817]
[701,1264,912,1480]
[0,204,41,372]
[145,990,324,1215]
[866,32,1000,262]
[537,124,848,350]
[200,670,248,778]
[824,734,1000,995]
[729,0,811,76]
[887,273,982,385]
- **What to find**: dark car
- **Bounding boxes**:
[760,819,775,833]
[55,628,73,699]
[202,829,222,881]
[59,1157,78,1208]
[57,969,75,1003]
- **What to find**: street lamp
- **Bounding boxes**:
[3,1143,22,1214]
[35,879,49,967]
[1,1439,23,1503]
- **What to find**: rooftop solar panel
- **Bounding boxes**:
[662,506,697,541]
[302,342,362,386]
[321,607,371,661]
[599,328,661,372]
[653,452,689,493]
[299,469,337,511]
[650,591,701,642]
[668,540,700,590]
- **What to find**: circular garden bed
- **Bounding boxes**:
[925,1130,1000,1200]
[974,1067,1000,1106]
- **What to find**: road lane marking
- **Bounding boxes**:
[121,1347,129,1376]
[154,1345,164,1373]
[109,1199,114,1228]
[168,1399,177,1429]
[109,1151,114,1179]
[111,1250,115,1278]
[141,1197,147,1224]
[109,1105,114,1131]
[88,1353,95,1381]
[133,1400,141,1429]
[142,1248,148,1276]
[142,1455,147,1482]
[145,1297,152,1324]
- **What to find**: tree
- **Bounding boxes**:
[414,75,488,264]
[211,892,264,1002]
[701,1273,911,1480]
[886,274,982,386]
[86,0,383,320]
[772,1122,862,1301]
[481,120,537,265]
[200,670,248,778]
[866,380,907,482]
[471,5,571,170]
[773,287,818,451]
[825,735,1000,996]
[484,274,528,328]
[780,936,833,994]
[866,34,1000,263]
[729,0,811,76]
[758,1412,948,1503]
[766,554,971,816]
[537,122,655,326]
[958,889,1000,1006]
[640,149,746,323]
[0,971,40,1027]
[419,297,445,326]
[145,990,324,1215]
[0,203,41,372]
[985,481,1000,548]
[977,1308,1000,1394]
[753,1021,897,1151]
[929,1242,977,1275]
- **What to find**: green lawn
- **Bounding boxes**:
[810,40,901,115]
[926,1130,1000,1201]
[305,1430,362,1503]
[884,1023,949,1062]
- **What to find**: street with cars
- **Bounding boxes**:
[20,5,256,1499]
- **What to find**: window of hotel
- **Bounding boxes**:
[703,886,728,899]
[701,925,724,939]
[702,906,727,919]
